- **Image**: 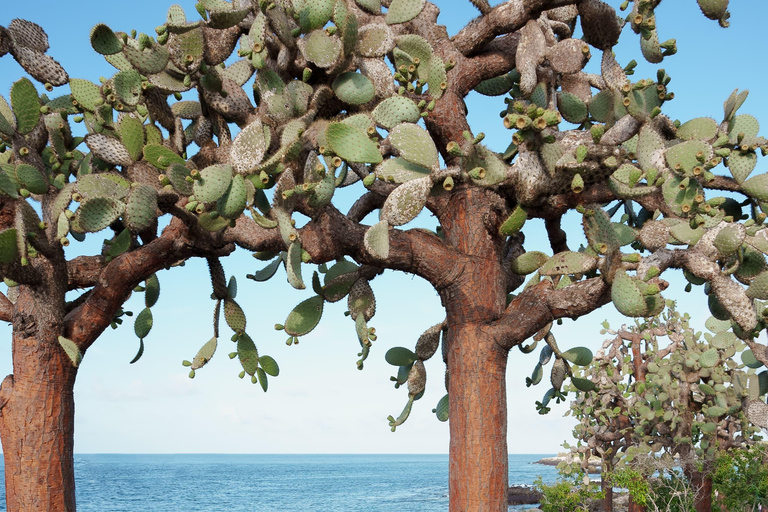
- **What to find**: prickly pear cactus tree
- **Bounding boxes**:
[562,306,767,512]
[0,0,765,511]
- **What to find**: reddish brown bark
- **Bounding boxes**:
[601,460,613,512]
[0,277,76,512]
[686,467,713,512]
[437,186,510,511]
[628,495,644,512]
[446,323,509,512]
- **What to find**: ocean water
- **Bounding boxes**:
[0,454,559,511]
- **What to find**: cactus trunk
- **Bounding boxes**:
[685,464,713,512]
[446,322,509,512]
[0,334,77,512]
[440,186,510,512]
[0,281,76,512]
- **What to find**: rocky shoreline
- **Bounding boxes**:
[533,454,603,474]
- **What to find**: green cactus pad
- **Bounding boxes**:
[250,257,281,282]
[589,90,614,123]
[466,145,509,187]
[169,101,202,120]
[284,295,324,336]
[0,229,19,264]
[557,92,588,124]
[355,0,381,13]
[197,212,229,233]
[612,271,648,317]
[10,78,40,134]
[221,59,254,87]
[0,165,20,199]
[217,174,247,219]
[539,251,598,276]
[165,164,192,195]
[698,0,729,20]
[125,184,158,232]
[571,377,596,392]
[705,316,732,333]
[742,349,764,369]
[15,164,48,195]
[665,140,712,176]
[474,71,517,97]
[332,72,375,106]
[302,30,342,69]
[69,79,102,112]
[297,0,335,32]
[661,173,704,218]
[144,273,160,308]
[194,164,233,204]
[326,122,382,164]
[169,28,204,72]
[143,144,185,170]
[364,219,389,260]
[117,116,145,162]
[582,207,620,253]
[223,298,246,333]
[372,96,420,130]
[742,173,768,202]
[90,24,122,56]
[357,24,394,58]
[728,150,757,184]
[562,347,593,366]
[85,134,133,167]
[676,117,718,141]
[386,0,426,24]
[145,125,164,147]
[207,7,250,29]
[728,114,759,145]
[385,346,417,366]
[375,157,431,184]
[710,331,736,351]
[427,56,447,100]
[713,224,745,257]
[746,271,768,300]
[389,123,438,170]
[191,336,217,370]
[123,44,170,75]
[698,347,719,368]
[235,332,258,376]
[58,336,83,367]
[286,241,305,290]
[636,124,664,172]
[499,205,527,236]
[381,175,432,226]
[434,393,449,422]
[76,197,124,233]
[511,251,549,275]
[113,69,142,107]
[133,307,153,339]
[259,355,280,377]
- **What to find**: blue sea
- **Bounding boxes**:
[0,454,559,511]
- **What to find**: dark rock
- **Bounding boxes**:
[507,485,543,505]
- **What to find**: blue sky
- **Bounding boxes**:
[0,1,766,455]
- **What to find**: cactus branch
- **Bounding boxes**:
[490,276,611,349]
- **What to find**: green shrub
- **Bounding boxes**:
[535,472,604,512]
[712,445,768,512]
